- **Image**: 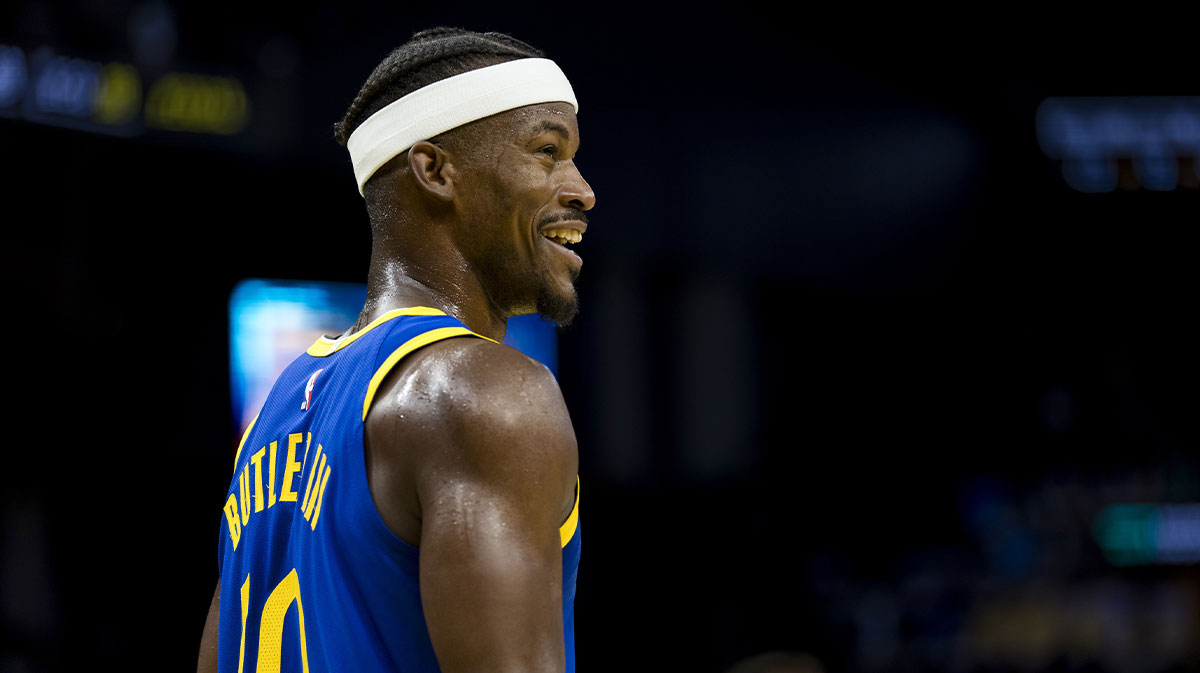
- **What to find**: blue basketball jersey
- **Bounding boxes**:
[215,307,581,672]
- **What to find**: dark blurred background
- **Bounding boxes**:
[3,3,1199,672]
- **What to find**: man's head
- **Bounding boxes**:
[334,28,595,325]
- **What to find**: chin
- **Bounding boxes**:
[528,263,579,326]
[536,286,579,327]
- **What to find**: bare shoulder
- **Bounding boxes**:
[370,336,576,459]
[364,336,578,543]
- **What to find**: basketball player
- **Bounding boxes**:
[197,28,593,672]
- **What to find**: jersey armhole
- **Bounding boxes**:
[361,322,574,547]
[362,327,489,421]
[559,476,580,548]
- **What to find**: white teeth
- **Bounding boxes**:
[542,228,583,245]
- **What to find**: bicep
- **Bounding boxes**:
[409,347,576,673]
[366,340,577,673]
[419,477,566,673]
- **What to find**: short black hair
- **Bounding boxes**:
[332,27,545,147]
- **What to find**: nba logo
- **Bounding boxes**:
[302,369,325,411]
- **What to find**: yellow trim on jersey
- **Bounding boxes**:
[233,413,259,467]
[361,326,480,420]
[306,307,449,357]
[559,476,580,548]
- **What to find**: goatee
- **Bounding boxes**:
[536,268,580,326]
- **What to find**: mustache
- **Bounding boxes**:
[539,211,588,227]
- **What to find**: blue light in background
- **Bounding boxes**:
[1092,503,1200,566]
[229,278,557,434]
[229,279,366,432]
[501,313,559,377]
[0,45,27,108]
[1036,97,1200,192]
[1156,505,1200,563]
[32,50,99,117]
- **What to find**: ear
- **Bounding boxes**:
[407,140,456,202]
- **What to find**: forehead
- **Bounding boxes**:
[499,102,580,138]
[445,102,579,159]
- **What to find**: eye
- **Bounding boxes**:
[539,144,558,158]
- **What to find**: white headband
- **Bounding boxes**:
[346,57,578,196]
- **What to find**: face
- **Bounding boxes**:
[447,101,596,326]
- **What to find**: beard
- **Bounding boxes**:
[475,239,580,327]
[535,263,580,326]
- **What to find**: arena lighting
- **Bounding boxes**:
[0,44,27,107]
[145,71,248,134]
[0,42,250,137]
[1092,503,1200,566]
[1036,97,1200,192]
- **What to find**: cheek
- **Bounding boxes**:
[459,156,553,238]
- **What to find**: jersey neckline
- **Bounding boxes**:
[306,307,449,357]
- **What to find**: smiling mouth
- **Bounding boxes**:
[541,228,583,247]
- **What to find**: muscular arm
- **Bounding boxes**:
[366,338,578,673]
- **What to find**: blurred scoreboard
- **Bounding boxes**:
[1037,96,1200,192]
[0,42,250,139]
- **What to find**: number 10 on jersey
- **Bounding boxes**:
[237,568,310,673]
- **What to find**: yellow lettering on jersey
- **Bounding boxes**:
[251,447,267,513]
[309,464,332,530]
[303,452,327,521]
[239,464,251,526]
[257,569,311,673]
[223,494,242,550]
[300,444,323,512]
[226,433,334,544]
[238,574,250,673]
[268,441,278,508]
[279,433,303,502]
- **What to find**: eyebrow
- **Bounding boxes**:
[529,119,572,140]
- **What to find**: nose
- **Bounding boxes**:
[558,162,596,211]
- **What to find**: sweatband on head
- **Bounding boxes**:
[346,57,579,196]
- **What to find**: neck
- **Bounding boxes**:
[352,247,509,343]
